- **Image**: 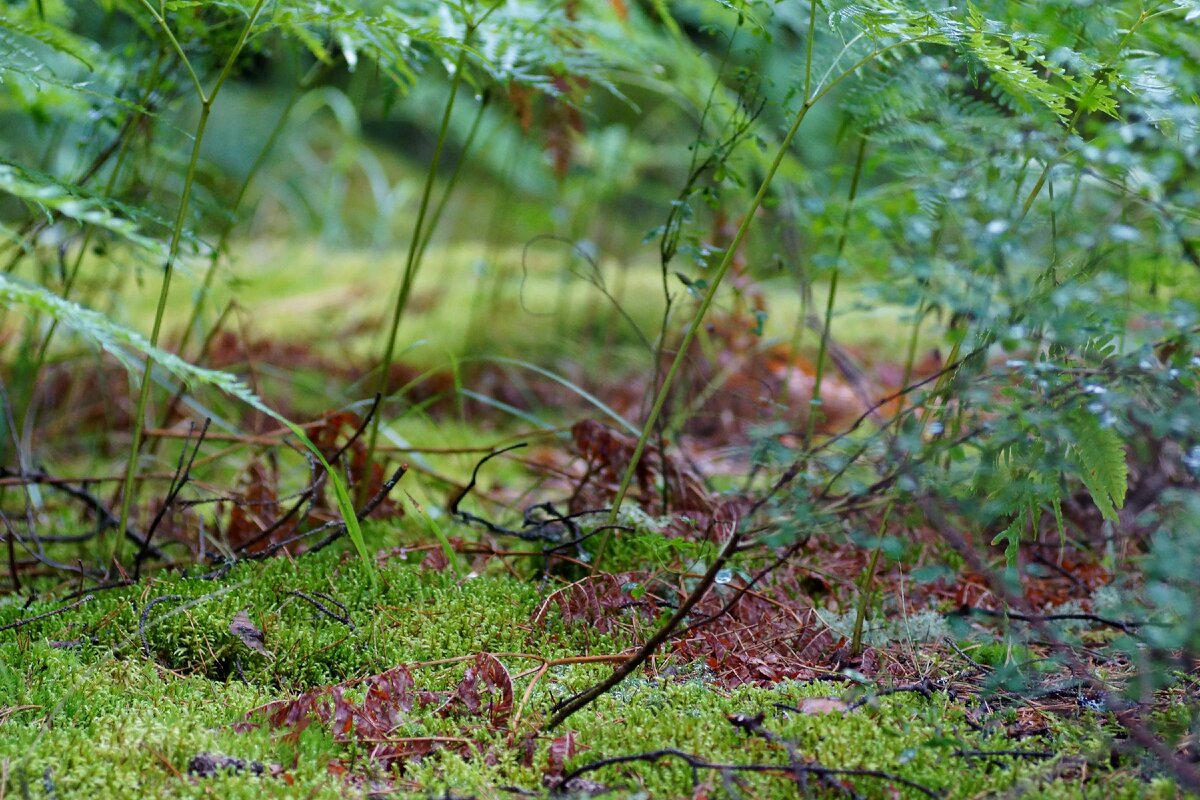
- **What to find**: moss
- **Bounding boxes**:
[0,524,1188,799]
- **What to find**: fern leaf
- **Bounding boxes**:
[1068,410,1128,523]
[991,514,1023,568]
[0,6,96,70]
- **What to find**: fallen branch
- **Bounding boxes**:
[551,746,940,799]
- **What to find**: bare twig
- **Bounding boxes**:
[288,590,354,630]
[546,505,742,729]
[0,595,93,634]
[551,746,940,799]
[134,419,210,577]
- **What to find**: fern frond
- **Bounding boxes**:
[0,5,97,69]
[1068,410,1128,522]
[1,274,259,406]
[0,162,196,260]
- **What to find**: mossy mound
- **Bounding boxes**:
[0,523,1182,799]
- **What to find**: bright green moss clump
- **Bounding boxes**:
[0,524,1184,798]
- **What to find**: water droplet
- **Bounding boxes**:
[715,569,733,585]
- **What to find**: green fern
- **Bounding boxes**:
[0,5,97,69]
[1067,409,1128,523]
[0,162,183,259]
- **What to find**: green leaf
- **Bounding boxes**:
[991,515,1022,569]
[1068,411,1127,523]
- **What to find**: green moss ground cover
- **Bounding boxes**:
[0,523,1181,799]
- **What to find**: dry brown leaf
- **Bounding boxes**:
[230,610,272,658]
[797,697,849,714]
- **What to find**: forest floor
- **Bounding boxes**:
[2,244,1194,799]
[1,522,1186,799]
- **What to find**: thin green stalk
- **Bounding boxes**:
[890,299,926,437]
[113,104,212,566]
[413,92,490,269]
[589,30,934,571]
[804,136,867,449]
[801,0,818,101]
[113,0,266,566]
[1016,8,1151,225]
[175,73,317,363]
[592,90,818,565]
[850,505,891,655]
[362,44,471,496]
[849,302,923,655]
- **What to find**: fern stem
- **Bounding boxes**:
[113,0,267,568]
[801,0,818,102]
[136,0,204,102]
[850,505,891,656]
[362,42,471,494]
[413,91,490,270]
[174,62,323,363]
[113,103,211,566]
[804,136,867,450]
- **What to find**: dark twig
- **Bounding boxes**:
[551,747,941,799]
[251,463,408,558]
[0,595,93,634]
[288,590,355,630]
[0,468,160,556]
[451,448,618,550]
[235,395,378,555]
[954,749,1056,760]
[956,605,1148,636]
[844,677,938,712]
[449,444,535,536]
[233,452,324,554]
[50,580,133,604]
[547,507,743,729]
[542,523,632,555]
[2,510,20,593]
[729,713,810,792]
[139,594,182,659]
[134,419,210,577]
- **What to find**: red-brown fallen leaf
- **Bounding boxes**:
[229,610,271,658]
[532,573,655,633]
[451,653,514,728]
[547,731,578,777]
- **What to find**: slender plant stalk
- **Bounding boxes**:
[849,299,925,654]
[361,45,470,498]
[850,505,890,654]
[175,65,323,364]
[592,80,818,566]
[804,136,867,449]
[589,21,936,570]
[113,0,267,566]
